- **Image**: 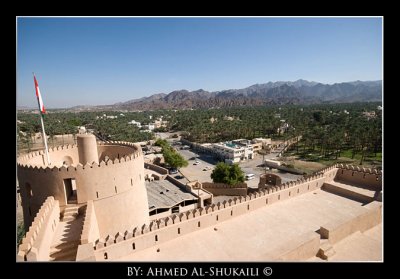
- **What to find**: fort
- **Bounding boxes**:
[17,134,382,261]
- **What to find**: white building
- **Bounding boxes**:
[142,123,155,131]
[128,120,142,128]
[78,126,86,134]
[212,141,253,164]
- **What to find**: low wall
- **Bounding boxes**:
[166,175,192,193]
[17,196,60,261]
[202,182,248,196]
[80,200,100,245]
[322,183,373,203]
[275,231,321,261]
[319,201,382,244]
[334,164,382,190]
[144,163,169,175]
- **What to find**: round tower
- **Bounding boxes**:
[17,138,150,238]
[77,134,99,165]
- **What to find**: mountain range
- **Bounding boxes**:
[90,79,383,111]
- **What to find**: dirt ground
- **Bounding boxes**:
[279,156,326,173]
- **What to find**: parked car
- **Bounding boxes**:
[175,175,184,179]
[169,168,178,174]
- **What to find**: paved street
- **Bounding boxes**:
[176,148,216,183]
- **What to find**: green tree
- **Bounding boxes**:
[163,148,188,169]
[211,162,245,186]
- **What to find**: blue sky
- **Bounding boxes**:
[17,17,382,108]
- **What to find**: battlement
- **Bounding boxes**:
[85,168,329,260]
[17,196,60,261]
[335,163,382,175]
[82,163,382,261]
[17,140,143,172]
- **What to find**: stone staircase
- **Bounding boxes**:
[62,204,80,222]
[317,239,336,260]
[49,204,85,261]
[49,240,80,261]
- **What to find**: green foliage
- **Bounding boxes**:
[17,223,25,246]
[163,148,188,169]
[154,139,188,169]
[17,102,382,168]
[211,162,245,186]
[155,138,168,147]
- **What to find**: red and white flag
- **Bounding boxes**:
[33,75,46,114]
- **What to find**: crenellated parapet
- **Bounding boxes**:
[17,140,143,171]
[17,196,60,261]
[336,163,382,175]
[87,164,336,257]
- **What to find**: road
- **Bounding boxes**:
[176,148,216,183]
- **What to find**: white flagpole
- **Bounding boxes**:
[39,113,51,165]
[33,73,51,165]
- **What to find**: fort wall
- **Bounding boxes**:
[80,200,100,245]
[78,164,381,261]
[17,196,59,261]
[275,231,321,261]
[202,182,248,196]
[81,172,328,261]
[319,201,382,244]
[144,163,169,175]
[334,164,382,190]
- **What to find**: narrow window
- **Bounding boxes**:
[155,235,158,241]
[297,189,299,194]
[289,191,291,197]
[132,243,135,250]
[115,186,117,193]
[230,210,233,216]
[25,183,33,198]
[352,172,354,176]
[216,215,219,221]
[104,253,108,259]
[96,192,99,198]
[247,204,250,210]
[178,228,181,234]
[278,194,281,200]
[266,199,268,204]
[308,185,310,190]
[131,178,133,186]
[198,221,201,227]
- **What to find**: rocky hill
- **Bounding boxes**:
[94,79,383,111]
